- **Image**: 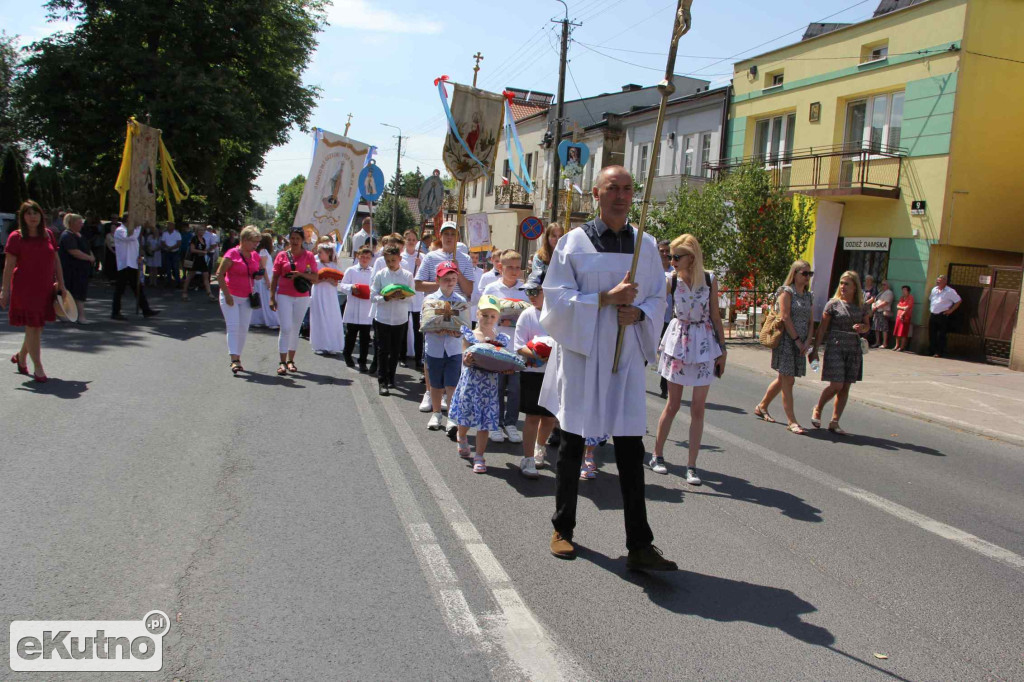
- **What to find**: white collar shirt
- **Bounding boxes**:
[422,290,467,358]
[929,285,961,314]
[339,264,374,324]
[114,225,141,270]
[370,266,414,326]
[513,305,548,374]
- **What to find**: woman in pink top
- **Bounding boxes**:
[215,226,262,374]
[270,227,319,375]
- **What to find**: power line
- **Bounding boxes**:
[574,40,955,63]
[567,62,596,125]
[483,26,552,87]
[577,0,628,23]
[571,39,732,77]
[592,2,676,47]
[966,49,1024,65]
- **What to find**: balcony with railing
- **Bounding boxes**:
[495,183,534,210]
[707,143,906,199]
[557,189,595,219]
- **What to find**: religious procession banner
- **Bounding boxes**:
[438,80,504,182]
[293,128,373,242]
[114,117,189,225]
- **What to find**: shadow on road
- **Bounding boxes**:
[803,428,945,456]
[686,469,823,522]
[14,377,91,399]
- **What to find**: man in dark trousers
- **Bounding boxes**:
[111,219,159,320]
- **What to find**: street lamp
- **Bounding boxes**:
[381,123,403,234]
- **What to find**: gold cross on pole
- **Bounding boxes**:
[344,113,353,136]
[472,52,484,87]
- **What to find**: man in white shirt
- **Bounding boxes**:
[483,250,527,444]
[350,217,374,257]
[539,165,674,571]
[161,223,182,285]
[414,221,475,299]
[928,275,961,358]
[111,221,158,319]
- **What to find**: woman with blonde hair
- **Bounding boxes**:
[755,259,815,433]
[650,234,727,485]
[215,225,262,374]
[808,270,872,435]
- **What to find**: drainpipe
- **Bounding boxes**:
[719,84,733,165]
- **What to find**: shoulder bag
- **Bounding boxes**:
[287,251,312,294]
[759,287,785,349]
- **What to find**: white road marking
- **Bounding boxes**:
[648,394,1024,575]
[351,384,485,651]
[377,394,589,682]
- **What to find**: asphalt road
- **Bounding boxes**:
[2,281,1022,681]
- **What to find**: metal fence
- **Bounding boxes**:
[716,288,776,342]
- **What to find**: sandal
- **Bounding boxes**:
[787,423,806,435]
[286,360,298,373]
[754,405,776,423]
[580,456,596,480]
[827,420,848,436]
[33,373,48,383]
[276,362,288,376]
[811,407,822,429]
[10,353,28,376]
[457,440,472,459]
[472,455,487,473]
[231,360,243,375]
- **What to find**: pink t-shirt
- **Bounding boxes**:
[221,247,260,297]
[273,249,319,298]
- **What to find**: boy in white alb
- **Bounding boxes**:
[483,250,527,444]
[514,272,557,479]
[370,245,414,395]
[339,246,374,371]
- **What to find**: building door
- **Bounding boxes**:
[947,264,1022,365]
[830,242,889,295]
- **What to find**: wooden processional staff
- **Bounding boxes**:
[612,0,694,373]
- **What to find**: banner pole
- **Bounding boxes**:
[612,0,693,373]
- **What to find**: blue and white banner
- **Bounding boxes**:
[293,128,373,243]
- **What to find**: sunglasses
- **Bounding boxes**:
[799,270,814,277]
[524,288,541,297]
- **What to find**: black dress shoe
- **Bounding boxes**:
[547,427,561,447]
[110,313,128,321]
[378,385,390,396]
[344,355,355,368]
[626,544,678,572]
[143,309,160,318]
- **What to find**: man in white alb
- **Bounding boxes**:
[540,165,676,571]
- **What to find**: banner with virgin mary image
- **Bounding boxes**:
[441,83,504,183]
[293,128,372,241]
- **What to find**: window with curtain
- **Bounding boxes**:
[846,91,904,153]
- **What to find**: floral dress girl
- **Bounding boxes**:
[448,327,512,432]
[658,272,723,386]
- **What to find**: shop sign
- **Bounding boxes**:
[843,237,890,251]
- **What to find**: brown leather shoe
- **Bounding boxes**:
[550,531,576,560]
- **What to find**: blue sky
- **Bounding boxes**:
[1,0,883,205]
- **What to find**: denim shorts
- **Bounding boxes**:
[426,353,462,388]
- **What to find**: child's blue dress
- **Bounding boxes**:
[448,327,511,432]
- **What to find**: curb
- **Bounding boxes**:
[725,350,1024,449]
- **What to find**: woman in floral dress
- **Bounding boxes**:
[651,234,727,486]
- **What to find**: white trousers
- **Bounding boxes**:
[219,292,253,356]
[276,294,311,354]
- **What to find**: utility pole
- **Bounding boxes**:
[381,123,403,234]
[550,2,580,226]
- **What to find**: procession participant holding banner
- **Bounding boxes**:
[270,227,318,376]
[111,219,158,320]
[539,165,676,570]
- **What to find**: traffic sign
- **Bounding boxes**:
[520,216,544,241]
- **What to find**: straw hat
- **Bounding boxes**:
[53,289,78,323]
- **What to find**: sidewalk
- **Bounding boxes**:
[725,342,1024,447]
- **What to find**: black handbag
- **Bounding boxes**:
[241,250,261,307]
[287,250,312,294]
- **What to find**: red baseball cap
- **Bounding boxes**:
[436,260,459,278]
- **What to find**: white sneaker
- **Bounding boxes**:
[489,428,506,443]
[445,418,457,436]
[648,455,668,475]
[519,456,539,479]
[441,395,449,411]
[685,467,702,486]
[427,412,443,430]
[533,445,547,468]
[504,425,523,443]
[419,393,433,412]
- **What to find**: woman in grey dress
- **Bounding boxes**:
[809,270,872,435]
[755,260,815,434]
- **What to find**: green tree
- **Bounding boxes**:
[16,0,325,224]
[244,201,276,232]
[273,174,305,232]
[374,193,418,236]
[648,165,814,293]
[0,145,28,212]
[441,173,457,190]
[0,32,26,161]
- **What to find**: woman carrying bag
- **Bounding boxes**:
[215,226,262,374]
[270,227,318,375]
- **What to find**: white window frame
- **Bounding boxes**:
[753,114,796,167]
[700,133,713,178]
[636,143,650,178]
[683,134,697,176]
[845,91,904,156]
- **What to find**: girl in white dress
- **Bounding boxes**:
[309,243,345,354]
[249,233,279,329]
[651,234,727,485]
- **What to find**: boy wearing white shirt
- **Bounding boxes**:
[370,245,414,395]
[402,230,425,369]
[483,250,527,443]
[514,273,557,479]
[339,247,374,371]
[422,263,466,434]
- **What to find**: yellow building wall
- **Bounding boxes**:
[836,155,948,240]
[943,0,1024,253]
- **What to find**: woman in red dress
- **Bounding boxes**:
[892,285,914,352]
[1,200,66,382]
